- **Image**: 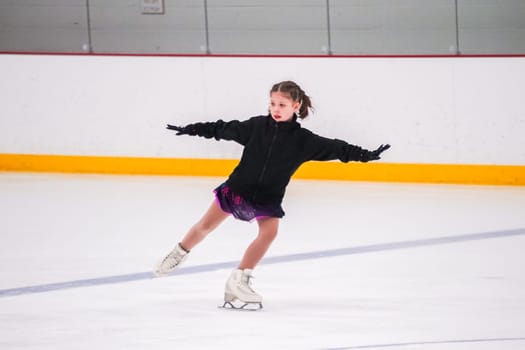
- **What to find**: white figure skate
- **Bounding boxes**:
[154,243,189,277]
[221,269,263,311]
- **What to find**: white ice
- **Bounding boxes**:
[1,173,525,349]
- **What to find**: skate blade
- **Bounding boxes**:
[219,300,263,311]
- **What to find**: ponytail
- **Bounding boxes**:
[270,81,313,119]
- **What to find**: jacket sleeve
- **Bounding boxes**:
[186,118,254,145]
[304,132,370,163]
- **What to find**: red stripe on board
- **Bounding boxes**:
[1,51,525,59]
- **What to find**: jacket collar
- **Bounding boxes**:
[266,114,301,130]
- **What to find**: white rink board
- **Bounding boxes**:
[1,54,524,165]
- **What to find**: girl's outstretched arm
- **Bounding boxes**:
[339,141,390,162]
[166,118,255,145]
[305,132,390,163]
[360,144,391,162]
[166,124,196,135]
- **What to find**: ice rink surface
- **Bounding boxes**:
[1,172,525,349]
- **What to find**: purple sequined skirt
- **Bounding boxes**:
[213,183,284,222]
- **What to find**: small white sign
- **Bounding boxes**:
[141,0,164,14]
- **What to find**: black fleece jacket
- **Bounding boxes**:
[185,115,372,206]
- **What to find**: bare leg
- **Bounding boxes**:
[238,217,279,269]
[180,201,229,251]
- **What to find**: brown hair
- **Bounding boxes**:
[270,81,313,119]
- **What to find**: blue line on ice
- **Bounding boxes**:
[324,336,525,349]
[1,228,524,298]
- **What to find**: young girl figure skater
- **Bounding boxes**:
[155,80,390,309]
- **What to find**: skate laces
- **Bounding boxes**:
[241,273,255,292]
[162,247,186,269]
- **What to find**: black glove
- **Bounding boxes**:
[166,124,198,136]
[363,144,390,162]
